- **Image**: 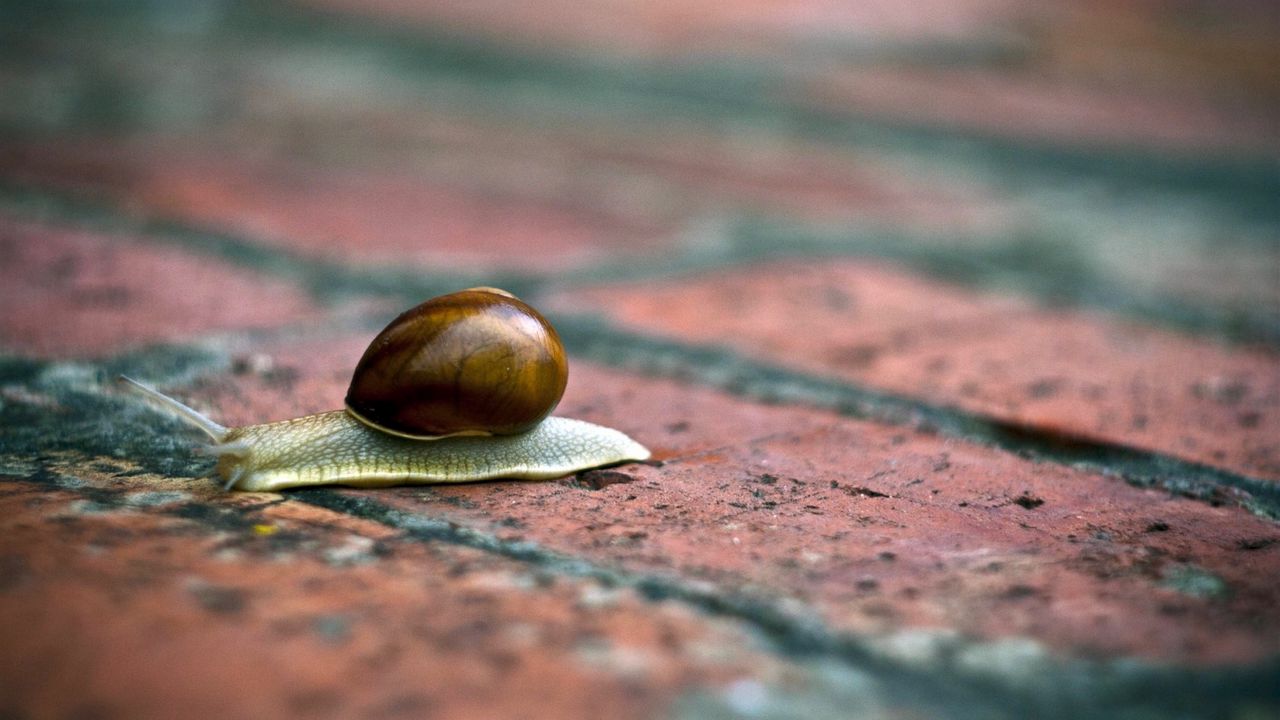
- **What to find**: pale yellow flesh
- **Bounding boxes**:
[218,411,651,492]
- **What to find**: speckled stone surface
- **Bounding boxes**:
[548,260,1280,480]
[1,1,1278,718]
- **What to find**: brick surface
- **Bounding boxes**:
[0,216,322,358]
[0,141,670,274]
[549,260,1280,481]
[0,122,1001,245]
[806,67,1280,154]
[0,472,781,720]
[2,0,1278,717]
[1032,1,1280,105]
[163,352,1280,665]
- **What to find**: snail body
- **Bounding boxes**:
[122,288,649,492]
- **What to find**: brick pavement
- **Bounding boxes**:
[1,1,1278,718]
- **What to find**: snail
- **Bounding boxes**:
[120,287,649,492]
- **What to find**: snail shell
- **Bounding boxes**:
[346,287,568,438]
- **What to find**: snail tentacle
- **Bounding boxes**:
[200,440,253,457]
[118,375,229,442]
[222,466,246,492]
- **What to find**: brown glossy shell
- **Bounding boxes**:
[345,288,568,438]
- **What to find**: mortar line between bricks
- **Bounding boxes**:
[4,178,1280,349]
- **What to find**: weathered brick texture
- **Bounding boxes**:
[1,1,1277,718]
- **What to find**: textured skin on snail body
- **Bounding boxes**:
[216,411,647,492]
[119,288,649,492]
[215,412,646,492]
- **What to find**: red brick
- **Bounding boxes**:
[548,260,1280,481]
[183,332,371,428]
[0,140,670,274]
[0,120,999,253]
[0,215,322,358]
[0,472,782,720]
[300,0,1031,57]
[408,115,1002,233]
[560,130,995,231]
[1034,1,1280,107]
[150,350,1280,664]
[795,2,1280,154]
[380,370,1280,664]
[296,2,1279,146]
[2,1,1277,714]
[805,67,1280,155]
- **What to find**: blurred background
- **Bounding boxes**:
[0,0,1278,347]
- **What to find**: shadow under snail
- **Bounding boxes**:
[121,287,649,492]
